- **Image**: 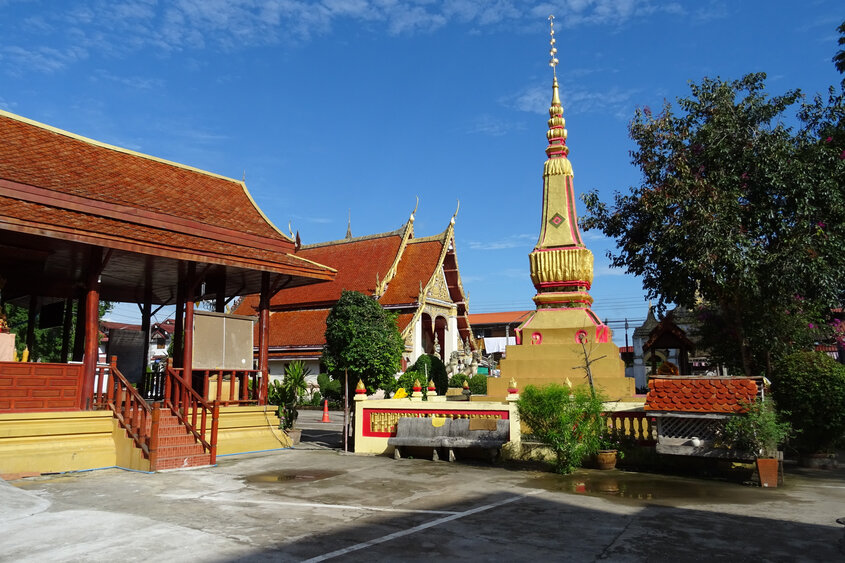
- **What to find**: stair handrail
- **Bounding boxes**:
[102,356,154,457]
[164,359,219,465]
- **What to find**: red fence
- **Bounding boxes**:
[0,362,85,411]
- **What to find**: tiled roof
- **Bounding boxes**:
[0,110,335,281]
[0,111,281,239]
[380,238,443,305]
[267,309,332,347]
[468,311,533,326]
[250,308,413,350]
[268,232,404,307]
[645,377,759,413]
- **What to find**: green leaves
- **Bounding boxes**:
[517,384,606,474]
[582,72,845,376]
[322,290,404,395]
[772,351,845,453]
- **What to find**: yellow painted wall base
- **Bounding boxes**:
[0,405,291,477]
[0,411,121,476]
[209,406,292,455]
[493,308,636,401]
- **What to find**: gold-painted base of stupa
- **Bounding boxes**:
[488,307,637,402]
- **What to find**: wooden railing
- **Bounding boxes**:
[604,411,657,446]
[164,362,219,465]
[168,367,266,406]
[94,357,156,461]
[140,361,167,402]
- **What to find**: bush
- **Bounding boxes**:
[517,384,606,474]
[406,354,448,395]
[468,374,487,395]
[720,398,791,457]
[448,373,468,387]
[394,370,426,398]
[771,351,845,453]
[266,361,311,431]
[317,373,342,402]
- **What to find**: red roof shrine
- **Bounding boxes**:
[645,377,760,414]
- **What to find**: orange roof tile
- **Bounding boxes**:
[0,110,335,283]
[0,111,281,239]
[270,232,404,307]
[644,377,759,414]
[240,307,412,350]
[267,309,332,347]
[380,239,443,305]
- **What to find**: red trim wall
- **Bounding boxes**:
[0,362,84,411]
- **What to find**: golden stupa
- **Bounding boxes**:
[488,16,636,402]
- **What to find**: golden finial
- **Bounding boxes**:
[548,15,559,79]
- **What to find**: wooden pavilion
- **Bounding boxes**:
[0,109,335,473]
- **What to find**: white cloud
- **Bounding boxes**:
[2,1,691,75]
[465,114,524,137]
[468,233,535,250]
[508,82,639,120]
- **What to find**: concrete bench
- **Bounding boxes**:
[388,417,452,461]
[442,418,510,463]
[387,417,510,462]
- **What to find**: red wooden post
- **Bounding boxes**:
[182,262,195,389]
[164,358,173,405]
[80,249,102,409]
[149,404,161,471]
[210,400,220,465]
[257,272,270,405]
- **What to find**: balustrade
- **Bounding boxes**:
[604,411,657,445]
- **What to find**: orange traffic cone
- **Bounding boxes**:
[320,399,331,423]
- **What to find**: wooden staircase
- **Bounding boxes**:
[93,357,218,472]
[147,411,212,470]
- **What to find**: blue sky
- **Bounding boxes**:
[2,1,842,344]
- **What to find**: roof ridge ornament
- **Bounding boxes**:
[346,209,352,239]
[451,200,460,225]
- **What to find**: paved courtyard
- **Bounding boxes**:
[1,413,844,562]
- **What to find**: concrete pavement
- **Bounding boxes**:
[1,432,844,562]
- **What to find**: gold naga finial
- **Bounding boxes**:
[411,196,419,222]
[451,200,460,225]
[548,15,559,79]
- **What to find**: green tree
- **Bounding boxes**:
[322,290,404,395]
[771,351,845,454]
[582,73,845,377]
[834,20,845,74]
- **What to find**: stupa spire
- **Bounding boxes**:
[529,14,593,308]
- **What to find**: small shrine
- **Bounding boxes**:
[490,17,637,402]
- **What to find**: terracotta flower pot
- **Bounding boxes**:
[596,450,618,470]
[756,457,779,487]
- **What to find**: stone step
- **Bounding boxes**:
[156,442,205,458]
[155,453,212,471]
[156,434,200,447]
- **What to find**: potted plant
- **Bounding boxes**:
[596,431,626,470]
[722,398,791,487]
[268,361,310,445]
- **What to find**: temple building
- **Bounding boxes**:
[490,18,637,402]
[235,210,475,380]
[0,108,335,474]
